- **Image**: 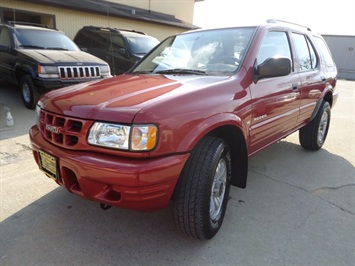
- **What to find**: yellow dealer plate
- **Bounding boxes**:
[39,150,57,180]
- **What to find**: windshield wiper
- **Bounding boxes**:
[156,69,207,75]
[19,45,45,49]
[46,47,69,51]
[131,70,154,74]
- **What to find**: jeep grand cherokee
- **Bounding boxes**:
[0,22,111,109]
[30,20,338,239]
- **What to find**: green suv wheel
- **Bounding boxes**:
[21,76,39,109]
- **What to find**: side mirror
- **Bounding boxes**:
[253,57,291,83]
[118,48,129,57]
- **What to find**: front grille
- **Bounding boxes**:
[38,109,93,149]
[58,66,101,79]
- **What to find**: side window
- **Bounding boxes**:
[307,38,317,69]
[75,32,92,48]
[0,27,11,47]
[292,33,318,71]
[313,36,335,67]
[92,32,110,50]
[110,35,127,51]
[257,31,292,66]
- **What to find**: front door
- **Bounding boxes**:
[249,31,300,154]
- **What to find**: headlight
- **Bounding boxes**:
[88,123,131,149]
[37,65,59,78]
[35,103,41,127]
[99,65,111,77]
[87,122,158,151]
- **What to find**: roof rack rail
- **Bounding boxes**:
[115,28,146,35]
[266,19,311,31]
[7,21,54,29]
[84,25,146,35]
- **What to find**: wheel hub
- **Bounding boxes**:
[318,111,329,145]
[210,158,227,221]
[22,83,31,103]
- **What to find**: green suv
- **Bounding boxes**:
[0,22,111,109]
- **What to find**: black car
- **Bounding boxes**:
[74,26,159,75]
[0,22,111,109]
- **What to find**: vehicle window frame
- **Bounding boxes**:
[291,32,319,72]
[312,35,336,67]
[256,30,294,72]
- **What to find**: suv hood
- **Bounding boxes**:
[40,74,229,123]
[19,50,106,64]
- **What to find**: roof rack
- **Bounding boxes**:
[7,21,55,29]
[84,25,146,35]
[266,19,311,31]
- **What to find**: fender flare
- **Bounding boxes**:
[309,87,334,122]
[177,112,249,188]
[176,112,247,151]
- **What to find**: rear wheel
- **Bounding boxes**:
[299,101,331,150]
[21,76,39,109]
[172,136,232,240]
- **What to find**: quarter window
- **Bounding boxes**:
[292,33,318,71]
[313,36,335,67]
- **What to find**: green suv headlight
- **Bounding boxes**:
[99,65,111,77]
[37,65,59,78]
[88,122,157,151]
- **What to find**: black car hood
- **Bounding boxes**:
[19,50,106,64]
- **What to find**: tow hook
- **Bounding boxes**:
[100,203,112,210]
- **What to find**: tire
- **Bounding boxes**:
[299,101,331,150]
[172,136,232,240]
[21,75,39,109]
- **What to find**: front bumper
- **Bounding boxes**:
[29,126,190,211]
[33,77,102,94]
[332,89,339,107]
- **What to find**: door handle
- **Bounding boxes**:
[321,76,326,82]
[292,83,298,90]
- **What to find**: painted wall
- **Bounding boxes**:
[109,0,196,23]
[323,35,355,80]
[0,0,190,40]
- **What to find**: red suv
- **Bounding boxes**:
[30,20,338,240]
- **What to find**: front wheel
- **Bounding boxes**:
[21,76,39,109]
[172,136,232,240]
[299,101,331,150]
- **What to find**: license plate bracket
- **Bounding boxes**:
[38,150,57,180]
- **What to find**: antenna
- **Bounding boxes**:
[106,2,116,76]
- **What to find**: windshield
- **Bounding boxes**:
[127,36,159,54]
[132,27,255,76]
[14,29,79,51]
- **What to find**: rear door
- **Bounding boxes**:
[249,30,301,154]
[291,32,329,125]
